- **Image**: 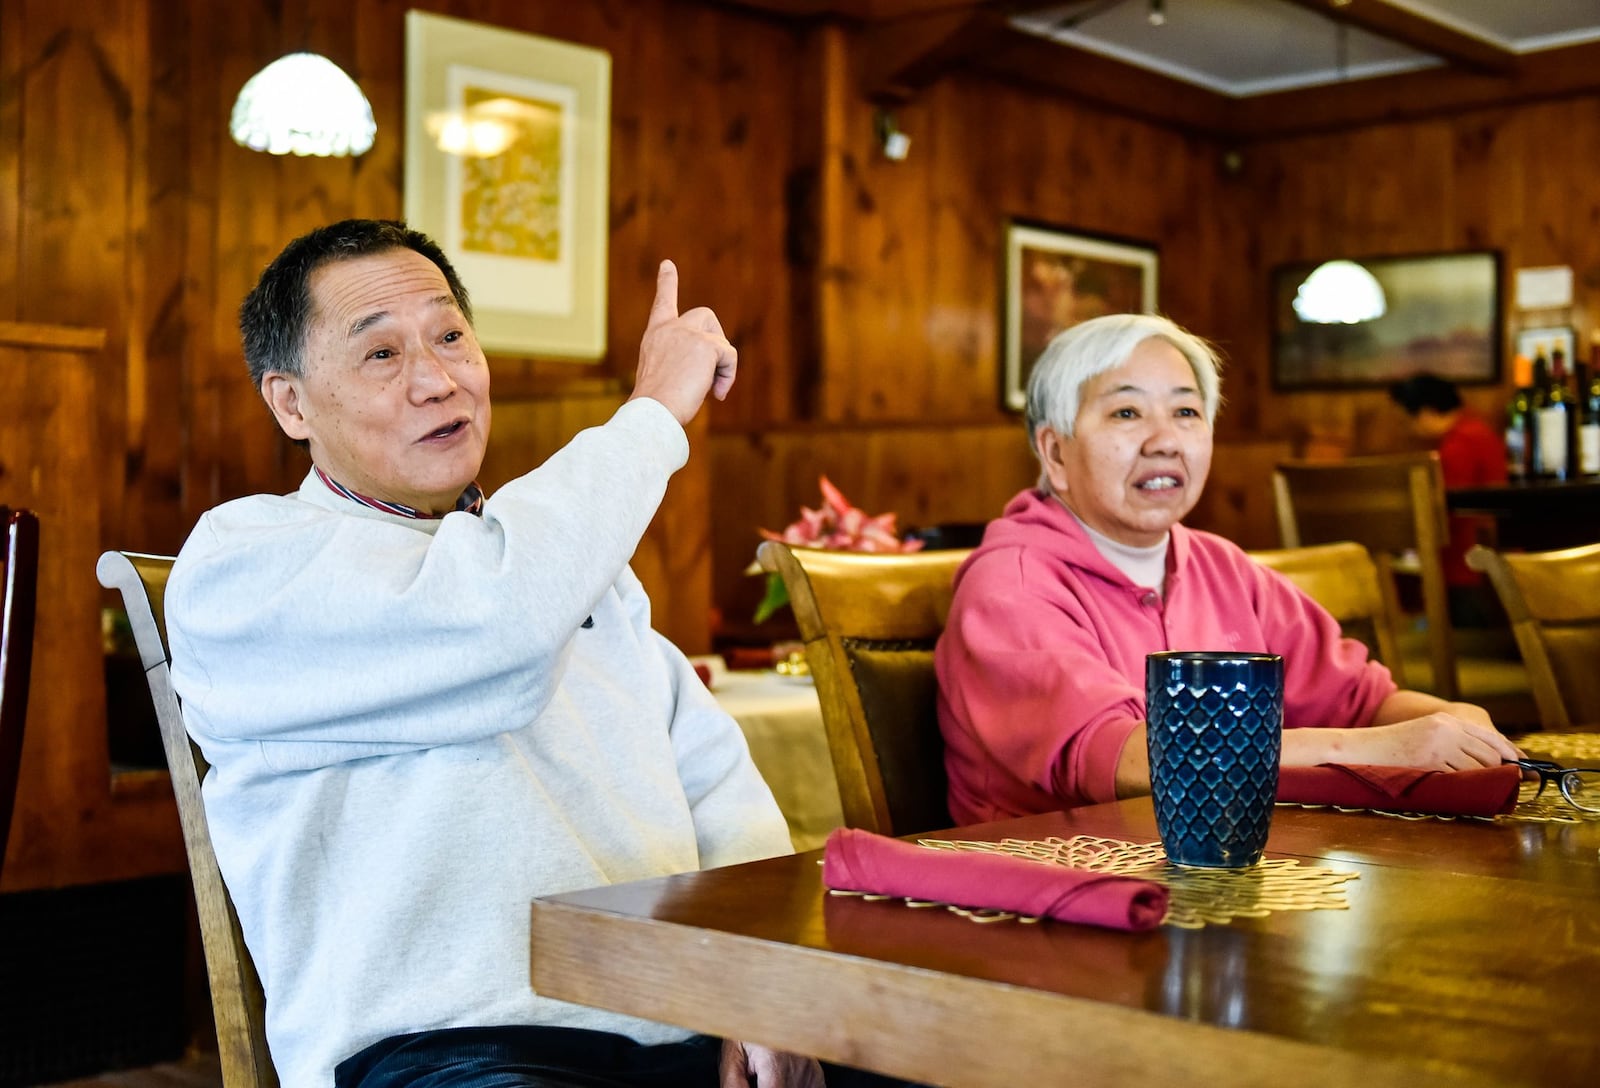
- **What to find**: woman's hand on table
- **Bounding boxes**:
[720,1040,824,1088]
[1284,699,1523,772]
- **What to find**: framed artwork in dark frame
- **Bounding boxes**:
[1271,250,1502,391]
[1002,219,1158,412]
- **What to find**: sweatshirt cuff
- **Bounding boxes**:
[1077,715,1144,805]
[613,397,690,472]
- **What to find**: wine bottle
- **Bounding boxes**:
[1506,353,1533,481]
[1583,335,1600,476]
[1533,351,1569,478]
[1553,344,1579,478]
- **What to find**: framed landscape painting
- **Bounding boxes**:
[1270,251,1501,390]
[404,11,611,360]
[1002,220,1158,411]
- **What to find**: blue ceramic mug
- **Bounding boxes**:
[1145,651,1284,869]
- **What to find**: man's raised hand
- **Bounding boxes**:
[629,259,738,426]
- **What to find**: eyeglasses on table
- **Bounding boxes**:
[1510,759,1600,814]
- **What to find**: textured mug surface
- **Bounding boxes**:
[1146,651,1284,869]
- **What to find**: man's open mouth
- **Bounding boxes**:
[422,420,467,441]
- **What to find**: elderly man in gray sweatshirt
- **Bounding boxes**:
[166,219,820,1088]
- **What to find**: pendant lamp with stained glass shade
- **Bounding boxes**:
[1292,260,1387,324]
[230,53,376,157]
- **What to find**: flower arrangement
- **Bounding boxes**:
[753,476,923,623]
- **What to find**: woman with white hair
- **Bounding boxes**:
[934,313,1520,824]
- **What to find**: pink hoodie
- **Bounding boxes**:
[935,490,1395,824]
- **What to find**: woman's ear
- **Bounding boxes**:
[1034,425,1071,495]
[261,373,312,442]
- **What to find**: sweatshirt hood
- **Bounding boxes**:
[966,489,1191,588]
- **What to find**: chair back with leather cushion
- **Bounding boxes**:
[756,542,971,837]
[1273,453,1456,698]
[1,507,40,882]
[97,551,278,1088]
[1248,541,1405,684]
[1467,543,1600,732]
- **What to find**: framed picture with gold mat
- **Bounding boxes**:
[404,11,610,360]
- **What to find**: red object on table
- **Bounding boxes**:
[1277,763,1520,816]
[822,827,1168,931]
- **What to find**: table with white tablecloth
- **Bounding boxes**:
[704,667,844,852]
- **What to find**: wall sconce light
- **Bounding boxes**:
[1292,260,1387,324]
[230,53,376,157]
[874,109,911,162]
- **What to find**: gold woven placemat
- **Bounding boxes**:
[1511,732,1600,763]
[908,835,1358,929]
[1503,780,1600,824]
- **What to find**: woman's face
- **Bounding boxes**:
[1036,337,1213,547]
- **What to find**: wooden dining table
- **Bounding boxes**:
[530,753,1600,1088]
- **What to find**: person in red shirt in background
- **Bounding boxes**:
[1388,373,1507,626]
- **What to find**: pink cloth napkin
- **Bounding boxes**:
[822,827,1169,931]
[1276,763,1521,817]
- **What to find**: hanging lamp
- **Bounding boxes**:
[1292,260,1386,324]
[230,53,376,157]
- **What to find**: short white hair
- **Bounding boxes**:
[1025,313,1224,490]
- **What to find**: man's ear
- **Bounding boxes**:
[261,372,312,442]
[1034,425,1071,494]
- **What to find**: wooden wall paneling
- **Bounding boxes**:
[350,0,408,219]
[193,0,273,515]
[0,325,186,891]
[922,75,1005,421]
[119,0,152,554]
[812,21,851,423]
[0,2,22,317]
[18,0,139,567]
[774,21,829,426]
[137,0,195,554]
[1340,122,1457,254]
[1199,142,1261,438]
[817,28,930,423]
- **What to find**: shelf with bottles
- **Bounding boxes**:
[1504,331,1600,480]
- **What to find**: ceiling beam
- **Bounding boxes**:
[967,26,1233,137]
[859,5,1014,101]
[1277,0,1519,75]
[1226,37,1600,141]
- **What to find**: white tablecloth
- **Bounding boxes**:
[707,668,844,852]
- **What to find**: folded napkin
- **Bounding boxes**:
[1276,763,1521,817]
[821,828,1169,931]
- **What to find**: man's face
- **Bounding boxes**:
[1036,337,1213,547]
[262,248,490,515]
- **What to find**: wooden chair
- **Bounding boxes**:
[96,551,278,1088]
[1273,452,1457,699]
[1,507,40,882]
[1466,543,1600,732]
[756,541,970,837]
[1247,542,1405,683]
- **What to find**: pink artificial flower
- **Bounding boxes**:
[758,476,924,554]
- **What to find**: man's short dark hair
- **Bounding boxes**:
[239,219,473,389]
[1389,373,1462,416]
